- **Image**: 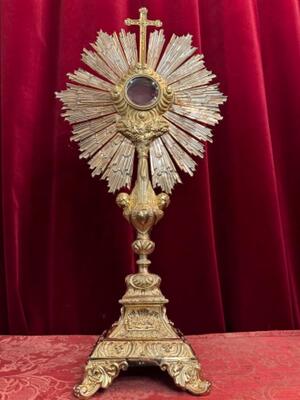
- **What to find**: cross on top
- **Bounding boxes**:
[125,7,162,67]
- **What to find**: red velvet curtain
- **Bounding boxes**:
[1,0,300,335]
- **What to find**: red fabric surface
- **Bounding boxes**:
[1,331,300,399]
[1,0,300,335]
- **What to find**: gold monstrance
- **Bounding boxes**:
[56,8,226,398]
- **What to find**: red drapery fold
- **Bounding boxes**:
[1,0,300,335]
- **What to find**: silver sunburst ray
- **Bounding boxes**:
[56,30,137,192]
[148,30,226,193]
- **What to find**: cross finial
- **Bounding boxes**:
[125,7,162,67]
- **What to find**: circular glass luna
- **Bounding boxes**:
[126,76,159,108]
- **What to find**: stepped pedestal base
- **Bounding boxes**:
[74,272,210,398]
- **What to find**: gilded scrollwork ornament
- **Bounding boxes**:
[74,360,128,399]
[161,360,211,395]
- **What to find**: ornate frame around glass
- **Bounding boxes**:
[56,7,226,398]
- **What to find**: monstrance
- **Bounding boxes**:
[56,7,226,398]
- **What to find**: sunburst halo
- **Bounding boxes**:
[56,29,226,194]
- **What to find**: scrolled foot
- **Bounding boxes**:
[161,360,211,395]
[74,359,128,399]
